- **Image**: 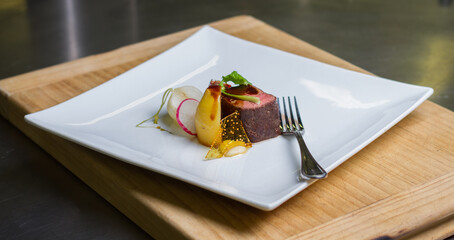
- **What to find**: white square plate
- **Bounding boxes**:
[25,26,433,210]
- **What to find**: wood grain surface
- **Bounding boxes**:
[1,16,453,240]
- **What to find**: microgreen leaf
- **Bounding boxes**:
[221,71,252,86]
[220,71,260,104]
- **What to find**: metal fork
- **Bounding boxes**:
[278,97,327,180]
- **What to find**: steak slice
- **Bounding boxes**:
[221,85,281,143]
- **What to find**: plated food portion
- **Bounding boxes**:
[142,71,281,159]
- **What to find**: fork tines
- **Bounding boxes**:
[278,96,304,133]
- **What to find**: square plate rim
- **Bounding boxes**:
[24,25,433,211]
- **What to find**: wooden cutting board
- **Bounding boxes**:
[1,16,453,240]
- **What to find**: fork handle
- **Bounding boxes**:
[294,131,327,180]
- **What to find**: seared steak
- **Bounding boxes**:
[221,85,281,143]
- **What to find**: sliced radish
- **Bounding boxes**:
[167,86,202,122]
[176,98,199,136]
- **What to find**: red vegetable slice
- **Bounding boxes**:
[176,98,199,136]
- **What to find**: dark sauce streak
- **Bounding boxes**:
[210,103,218,120]
[224,85,258,95]
[209,86,221,98]
[208,82,221,121]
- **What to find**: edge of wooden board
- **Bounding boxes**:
[288,171,454,240]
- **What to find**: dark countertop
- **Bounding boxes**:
[1,0,453,239]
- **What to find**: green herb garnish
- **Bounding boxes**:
[220,71,260,104]
[136,88,173,127]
